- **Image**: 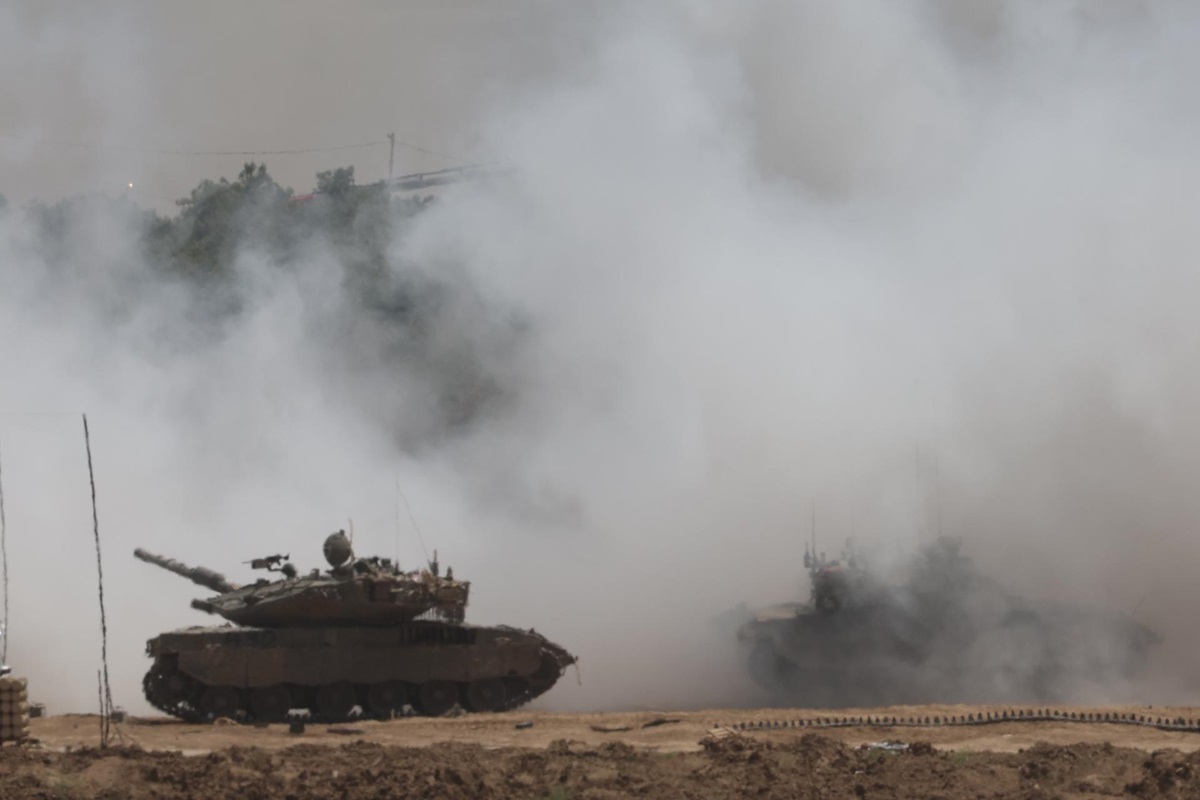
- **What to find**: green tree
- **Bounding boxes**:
[167,162,292,276]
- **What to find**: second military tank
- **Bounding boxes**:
[737,536,1161,707]
[135,532,576,722]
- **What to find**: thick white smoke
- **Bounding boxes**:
[2,0,1200,713]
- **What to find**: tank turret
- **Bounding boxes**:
[134,534,468,627]
[135,531,576,724]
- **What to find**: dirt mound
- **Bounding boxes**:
[1123,749,1200,798]
[4,734,1200,799]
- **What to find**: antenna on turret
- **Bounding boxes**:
[806,503,816,573]
[811,499,817,565]
[934,450,943,539]
[395,474,433,571]
[394,474,401,566]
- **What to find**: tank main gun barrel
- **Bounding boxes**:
[134,548,239,594]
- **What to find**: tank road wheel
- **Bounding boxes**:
[465,679,507,713]
[166,672,197,704]
[418,681,459,717]
[199,686,241,720]
[366,681,408,717]
[317,681,357,720]
[250,685,292,723]
[288,684,315,711]
[500,677,530,710]
[143,669,174,704]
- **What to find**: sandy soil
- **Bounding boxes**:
[23,705,1200,755]
[4,706,1200,798]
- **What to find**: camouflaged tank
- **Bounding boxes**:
[737,536,1161,706]
[135,532,576,722]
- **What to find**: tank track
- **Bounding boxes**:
[722,708,1200,734]
[143,641,574,725]
[142,669,205,724]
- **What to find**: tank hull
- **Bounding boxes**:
[143,621,575,722]
[738,600,1159,707]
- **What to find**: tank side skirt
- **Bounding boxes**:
[143,624,574,723]
[164,623,534,685]
[175,642,541,687]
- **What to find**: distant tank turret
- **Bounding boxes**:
[738,536,1160,706]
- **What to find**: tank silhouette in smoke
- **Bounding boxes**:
[134,531,576,722]
[737,536,1161,706]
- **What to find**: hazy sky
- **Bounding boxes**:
[0,1,562,209]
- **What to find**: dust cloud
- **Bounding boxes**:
[2,1,1200,714]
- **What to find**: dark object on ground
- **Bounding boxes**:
[642,717,682,728]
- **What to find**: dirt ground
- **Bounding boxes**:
[5,706,1200,799]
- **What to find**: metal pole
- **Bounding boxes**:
[387,133,395,181]
[0,441,7,665]
[83,414,112,746]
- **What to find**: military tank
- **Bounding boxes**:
[737,536,1161,707]
[135,532,576,722]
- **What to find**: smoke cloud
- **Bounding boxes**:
[2,0,1200,714]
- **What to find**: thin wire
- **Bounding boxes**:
[0,131,456,160]
[396,476,431,566]
[0,411,86,416]
[0,133,383,157]
[379,138,456,160]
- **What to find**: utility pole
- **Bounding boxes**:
[387,132,395,182]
